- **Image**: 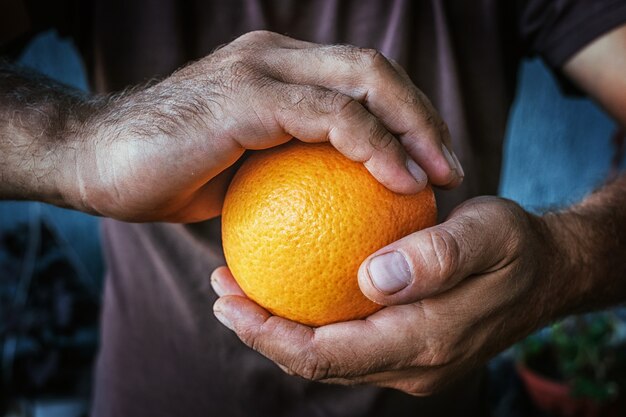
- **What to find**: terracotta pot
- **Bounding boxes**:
[516,363,619,417]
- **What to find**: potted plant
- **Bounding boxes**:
[516,312,626,417]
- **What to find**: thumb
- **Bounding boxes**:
[357,198,513,305]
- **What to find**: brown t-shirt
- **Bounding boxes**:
[4,1,626,416]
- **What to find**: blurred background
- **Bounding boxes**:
[0,30,624,417]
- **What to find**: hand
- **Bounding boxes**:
[211,196,572,395]
[68,30,462,222]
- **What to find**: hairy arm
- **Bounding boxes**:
[546,23,626,315]
[0,31,464,223]
[545,169,626,317]
[0,63,98,209]
[0,62,228,219]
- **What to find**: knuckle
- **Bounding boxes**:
[329,45,391,74]
[410,91,442,127]
[468,198,525,239]
[424,229,461,281]
[359,48,389,70]
[282,87,348,116]
[204,50,268,95]
[237,325,262,350]
[398,87,421,108]
[324,91,367,126]
[501,201,534,249]
[368,124,395,151]
[360,49,395,90]
[328,91,357,115]
[279,86,308,109]
[324,45,373,65]
[235,30,278,44]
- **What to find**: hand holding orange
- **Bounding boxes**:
[221,141,436,326]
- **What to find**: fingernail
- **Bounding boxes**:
[451,149,464,178]
[367,251,412,294]
[214,309,234,331]
[277,363,291,374]
[406,159,428,187]
[211,276,226,297]
[442,143,463,177]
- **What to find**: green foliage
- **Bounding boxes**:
[518,312,626,403]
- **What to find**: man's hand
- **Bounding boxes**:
[1,30,463,222]
[211,196,574,395]
[208,23,626,393]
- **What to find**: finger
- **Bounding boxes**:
[358,197,515,305]
[263,83,429,194]
[211,266,246,297]
[266,46,463,187]
[213,297,431,380]
[213,294,317,368]
[386,58,462,190]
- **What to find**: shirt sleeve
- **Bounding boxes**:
[518,0,626,68]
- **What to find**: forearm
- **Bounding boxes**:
[0,62,204,216]
[0,61,100,209]
[544,174,626,318]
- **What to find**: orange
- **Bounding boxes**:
[221,141,436,326]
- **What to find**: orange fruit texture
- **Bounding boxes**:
[221,141,437,327]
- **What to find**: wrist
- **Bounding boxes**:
[538,211,595,319]
[61,77,226,221]
[0,63,104,213]
[53,104,102,215]
[539,187,626,319]
[0,100,97,212]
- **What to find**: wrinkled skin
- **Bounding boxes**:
[69,30,462,222]
[212,196,570,395]
[210,25,626,397]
